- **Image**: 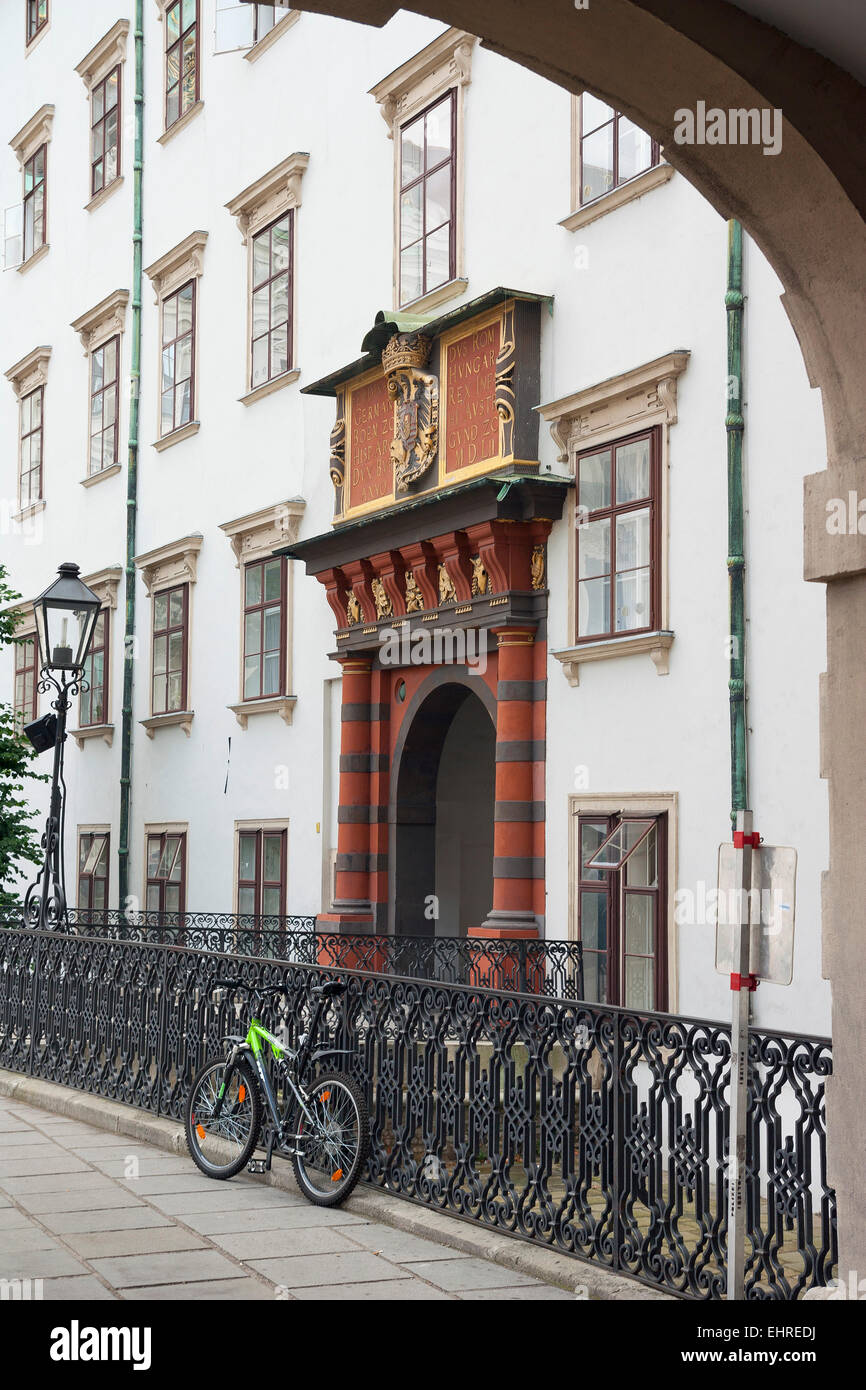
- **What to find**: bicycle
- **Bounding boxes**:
[184,977,370,1208]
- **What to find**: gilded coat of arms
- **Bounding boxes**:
[383,332,439,492]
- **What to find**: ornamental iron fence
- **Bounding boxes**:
[0,906,584,999]
[0,925,835,1300]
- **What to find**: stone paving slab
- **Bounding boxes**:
[0,1081,603,1301]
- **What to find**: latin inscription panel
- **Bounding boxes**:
[348,374,393,509]
[444,321,501,474]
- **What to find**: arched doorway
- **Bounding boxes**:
[392,683,495,937]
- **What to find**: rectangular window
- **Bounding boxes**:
[26,0,48,44]
[146,830,186,915]
[237,828,286,918]
[89,336,119,474]
[79,609,108,727]
[165,0,199,130]
[23,144,46,260]
[250,213,293,389]
[14,635,37,728]
[151,584,188,715]
[577,813,667,1011]
[579,95,659,206]
[90,66,120,197]
[576,427,660,641]
[398,88,456,307]
[78,831,109,913]
[215,3,280,52]
[243,558,286,700]
[253,5,278,41]
[19,386,43,506]
[160,280,195,436]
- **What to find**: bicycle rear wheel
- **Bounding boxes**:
[185,1056,261,1179]
[292,1073,369,1207]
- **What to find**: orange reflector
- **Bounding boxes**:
[196,1124,206,1140]
[331,1168,343,1182]
[320,1090,331,1102]
[238,1085,246,1103]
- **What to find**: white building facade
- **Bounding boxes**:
[0,2,830,1036]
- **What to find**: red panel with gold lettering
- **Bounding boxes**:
[444,320,501,474]
[348,374,394,509]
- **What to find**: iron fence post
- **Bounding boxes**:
[27,930,44,1077]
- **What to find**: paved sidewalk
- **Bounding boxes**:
[0,1091,575,1301]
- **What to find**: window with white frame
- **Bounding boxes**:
[4,345,51,511]
[78,830,109,912]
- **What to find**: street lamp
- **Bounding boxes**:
[23,562,101,930]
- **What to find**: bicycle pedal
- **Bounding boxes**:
[247,1159,268,1175]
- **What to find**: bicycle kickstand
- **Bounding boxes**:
[247,1130,276,1176]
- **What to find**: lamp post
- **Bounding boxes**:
[22,562,101,931]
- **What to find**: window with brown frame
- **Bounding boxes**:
[160,280,195,437]
[577,813,667,1011]
[579,95,659,207]
[398,88,456,307]
[23,144,46,260]
[26,0,48,45]
[14,635,37,729]
[146,830,186,915]
[78,831,109,913]
[237,828,286,918]
[90,66,120,197]
[164,0,199,131]
[89,336,119,474]
[243,558,286,700]
[151,584,188,715]
[79,609,108,727]
[19,386,43,507]
[576,427,660,642]
[251,213,292,389]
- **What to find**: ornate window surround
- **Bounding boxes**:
[6,598,38,727]
[71,289,129,487]
[133,533,202,738]
[245,6,301,63]
[568,791,679,1013]
[219,499,305,726]
[369,27,475,315]
[153,0,203,143]
[561,94,675,234]
[9,104,54,273]
[225,154,308,405]
[5,345,51,520]
[144,230,207,450]
[75,20,129,211]
[538,350,689,685]
[70,566,123,748]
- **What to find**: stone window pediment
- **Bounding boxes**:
[143,229,208,303]
[10,104,54,170]
[75,19,129,91]
[225,153,309,242]
[133,533,203,595]
[5,345,51,399]
[219,500,305,564]
[369,27,476,132]
[70,289,129,355]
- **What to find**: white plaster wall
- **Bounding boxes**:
[0,5,829,1033]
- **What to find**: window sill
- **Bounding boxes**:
[239,368,300,407]
[157,100,204,146]
[553,630,674,686]
[244,9,300,62]
[70,723,114,750]
[560,163,675,233]
[12,499,46,522]
[80,463,122,488]
[85,176,124,213]
[18,243,50,274]
[153,420,200,452]
[141,710,194,739]
[25,22,50,56]
[228,696,297,729]
[398,278,469,316]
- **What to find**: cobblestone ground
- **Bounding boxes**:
[0,1092,574,1301]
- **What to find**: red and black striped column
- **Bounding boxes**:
[318,655,377,932]
[471,625,543,941]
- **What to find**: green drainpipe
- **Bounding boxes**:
[726,219,747,822]
[118,0,143,907]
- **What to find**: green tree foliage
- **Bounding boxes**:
[0,566,47,906]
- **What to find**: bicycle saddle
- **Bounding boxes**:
[310,980,347,999]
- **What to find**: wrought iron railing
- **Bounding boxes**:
[0,906,584,999]
[0,925,835,1300]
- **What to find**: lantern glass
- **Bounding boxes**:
[33,563,102,672]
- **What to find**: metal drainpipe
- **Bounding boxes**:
[118,0,143,908]
[726,218,747,818]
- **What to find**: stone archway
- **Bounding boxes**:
[391,682,495,938]
[283,0,866,1288]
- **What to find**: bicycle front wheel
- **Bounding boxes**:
[292,1073,369,1207]
[185,1056,261,1179]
